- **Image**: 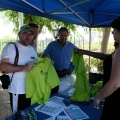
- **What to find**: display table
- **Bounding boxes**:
[5,94,103,120]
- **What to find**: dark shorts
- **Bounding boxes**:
[9,93,31,112]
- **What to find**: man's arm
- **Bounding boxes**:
[75,48,109,60]
[0,58,34,73]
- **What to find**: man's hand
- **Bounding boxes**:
[23,62,34,71]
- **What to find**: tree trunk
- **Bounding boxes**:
[101,27,111,54]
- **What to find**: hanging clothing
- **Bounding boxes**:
[26,58,60,105]
[70,50,90,102]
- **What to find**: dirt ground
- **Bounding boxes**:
[0,81,12,120]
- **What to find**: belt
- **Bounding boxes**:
[56,69,69,72]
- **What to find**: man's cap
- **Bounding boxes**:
[19,25,34,34]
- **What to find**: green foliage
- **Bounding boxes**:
[0,37,16,54]
[90,81,103,97]
[2,10,19,33]
[0,37,16,44]
[90,58,103,72]
[2,10,75,33]
[83,42,115,72]
[84,56,104,72]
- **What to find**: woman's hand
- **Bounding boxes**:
[94,98,101,109]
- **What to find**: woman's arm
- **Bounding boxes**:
[75,49,109,60]
[94,48,120,108]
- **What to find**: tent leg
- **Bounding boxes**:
[18,12,23,29]
[88,27,92,80]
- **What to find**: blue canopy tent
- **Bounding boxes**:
[0,0,120,27]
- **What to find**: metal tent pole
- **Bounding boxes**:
[18,12,23,29]
[88,27,92,80]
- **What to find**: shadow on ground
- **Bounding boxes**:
[0,82,12,120]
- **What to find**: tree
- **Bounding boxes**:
[101,28,111,54]
[2,10,76,34]
[87,27,111,54]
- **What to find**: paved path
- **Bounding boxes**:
[0,81,12,120]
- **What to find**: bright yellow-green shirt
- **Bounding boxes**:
[26,58,60,105]
[70,50,90,102]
